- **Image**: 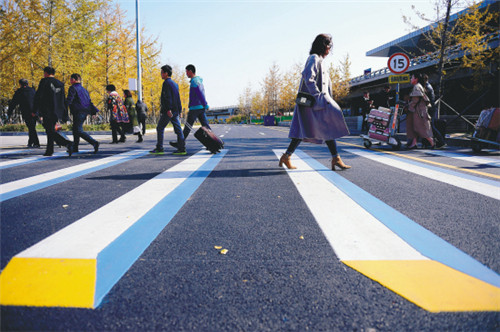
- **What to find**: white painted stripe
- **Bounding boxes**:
[273,149,427,261]
[0,150,91,170]
[425,150,500,167]
[346,149,500,200]
[0,149,29,156]
[17,150,216,259]
[259,132,265,135]
[0,150,146,199]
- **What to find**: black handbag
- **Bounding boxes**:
[296,78,315,107]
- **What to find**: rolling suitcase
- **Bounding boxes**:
[185,122,224,153]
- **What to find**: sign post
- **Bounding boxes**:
[387,52,410,135]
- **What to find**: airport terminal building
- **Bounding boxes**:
[346,0,498,132]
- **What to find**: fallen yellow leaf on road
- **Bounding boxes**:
[220,249,228,255]
[214,246,222,250]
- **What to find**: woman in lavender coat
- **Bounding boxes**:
[279,34,351,170]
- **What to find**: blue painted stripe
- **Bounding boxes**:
[0,150,149,202]
[94,150,227,307]
[295,149,500,288]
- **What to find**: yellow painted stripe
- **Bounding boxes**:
[339,141,500,180]
[0,257,96,308]
[344,260,500,312]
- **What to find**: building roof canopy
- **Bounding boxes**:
[366,0,496,58]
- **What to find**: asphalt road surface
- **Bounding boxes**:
[1,124,499,331]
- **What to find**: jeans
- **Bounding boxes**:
[183,109,211,139]
[72,112,97,149]
[156,112,185,150]
[286,138,338,157]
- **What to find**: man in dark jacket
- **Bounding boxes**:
[361,91,373,134]
[150,65,185,155]
[67,73,99,153]
[7,79,40,148]
[34,66,73,156]
[376,85,395,109]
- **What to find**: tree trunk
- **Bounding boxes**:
[435,0,452,105]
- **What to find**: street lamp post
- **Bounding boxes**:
[135,0,142,101]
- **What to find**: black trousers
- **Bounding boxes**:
[286,138,338,157]
[25,116,39,146]
[110,120,125,142]
[43,119,72,154]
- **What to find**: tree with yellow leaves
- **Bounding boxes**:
[404,0,498,97]
[328,54,351,107]
[1,0,164,128]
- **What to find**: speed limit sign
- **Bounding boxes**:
[388,53,410,74]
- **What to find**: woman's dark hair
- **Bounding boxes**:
[106,84,116,92]
[412,72,424,82]
[123,89,132,98]
[19,79,29,87]
[310,34,333,56]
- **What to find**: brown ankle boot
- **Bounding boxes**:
[279,153,297,169]
[332,155,351,170]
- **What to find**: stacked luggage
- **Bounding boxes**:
[471,107,500,152]
[362,106,402,150]
[367,107,392,142]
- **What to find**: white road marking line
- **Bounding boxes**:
[346,149,500,200]
[16,150,220,259]
[0,149,31,156]
[273,149,426,261]
[0,150,92,170]
[0,150,148,201]
[425,150,500,167]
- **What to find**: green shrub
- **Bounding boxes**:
[227,115,246,124]
[0,124,28,132]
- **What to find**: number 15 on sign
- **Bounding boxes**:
[388,53,410,74]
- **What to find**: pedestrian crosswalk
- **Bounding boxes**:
[346,148,500,200]
[0,150,227,308]
[1,145,498,312]
[0,150,92,170]
[274,149,500,312]
[0,150,149,202]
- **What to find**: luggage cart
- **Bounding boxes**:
[361,106,401,150]
[467,107,500,153]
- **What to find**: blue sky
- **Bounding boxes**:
[118,0,460,107]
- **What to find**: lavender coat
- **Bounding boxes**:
[288,54,349,143]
